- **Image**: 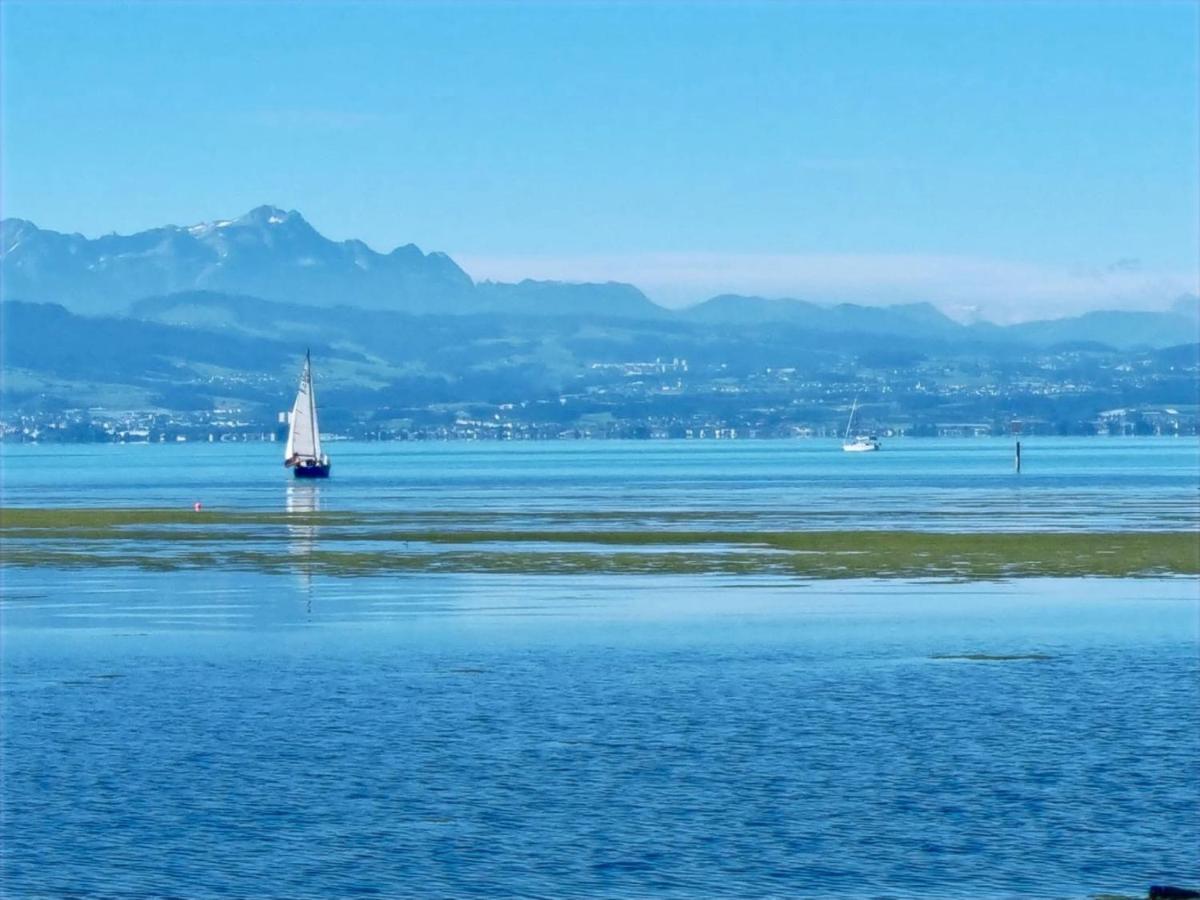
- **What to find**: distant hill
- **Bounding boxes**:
[1152,342,1200,369]
[1006,308,1200,350]
[475,280,667,320]
[4,297,1196,434]
[0,299,301,385]
[1,295,694,416]
[682,295,971,340]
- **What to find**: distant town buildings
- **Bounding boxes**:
[3,347,1197,442]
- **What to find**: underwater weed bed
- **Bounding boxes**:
[2,507,1197,579]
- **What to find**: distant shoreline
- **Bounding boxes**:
[3,432,1200,445]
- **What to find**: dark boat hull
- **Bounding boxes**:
[293,462,331,479]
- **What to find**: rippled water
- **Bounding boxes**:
[3,571,1198,898]
[2,440,1199,898]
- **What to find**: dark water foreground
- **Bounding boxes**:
[2,567,1196,898]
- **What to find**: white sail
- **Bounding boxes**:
[285,353,322,462]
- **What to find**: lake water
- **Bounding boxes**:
[3,436,1199,531]
[2,438,1198,898]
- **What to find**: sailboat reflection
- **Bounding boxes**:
[285,483,321,613]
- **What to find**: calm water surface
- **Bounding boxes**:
[2,437,1198,530]
[2,440,1198,898]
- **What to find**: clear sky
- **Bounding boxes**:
[2,0,1197,320]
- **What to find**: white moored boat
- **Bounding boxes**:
[842,397,881,452]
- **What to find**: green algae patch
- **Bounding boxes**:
[1,507,1197,580]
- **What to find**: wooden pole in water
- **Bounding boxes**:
[1015,440,1022,473]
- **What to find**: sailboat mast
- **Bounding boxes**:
[844,397,857,441]
[306,348,314,428]
[306,348,321,460]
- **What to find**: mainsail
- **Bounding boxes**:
[285,352,322,464]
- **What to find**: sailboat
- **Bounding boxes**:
[284,350,331,478]
[842,396,881,452]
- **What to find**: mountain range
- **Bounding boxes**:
[1,205,668,320]
[2,205,1196,348]
[0,205,475,315]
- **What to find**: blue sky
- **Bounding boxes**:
[2,1,1197,320]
